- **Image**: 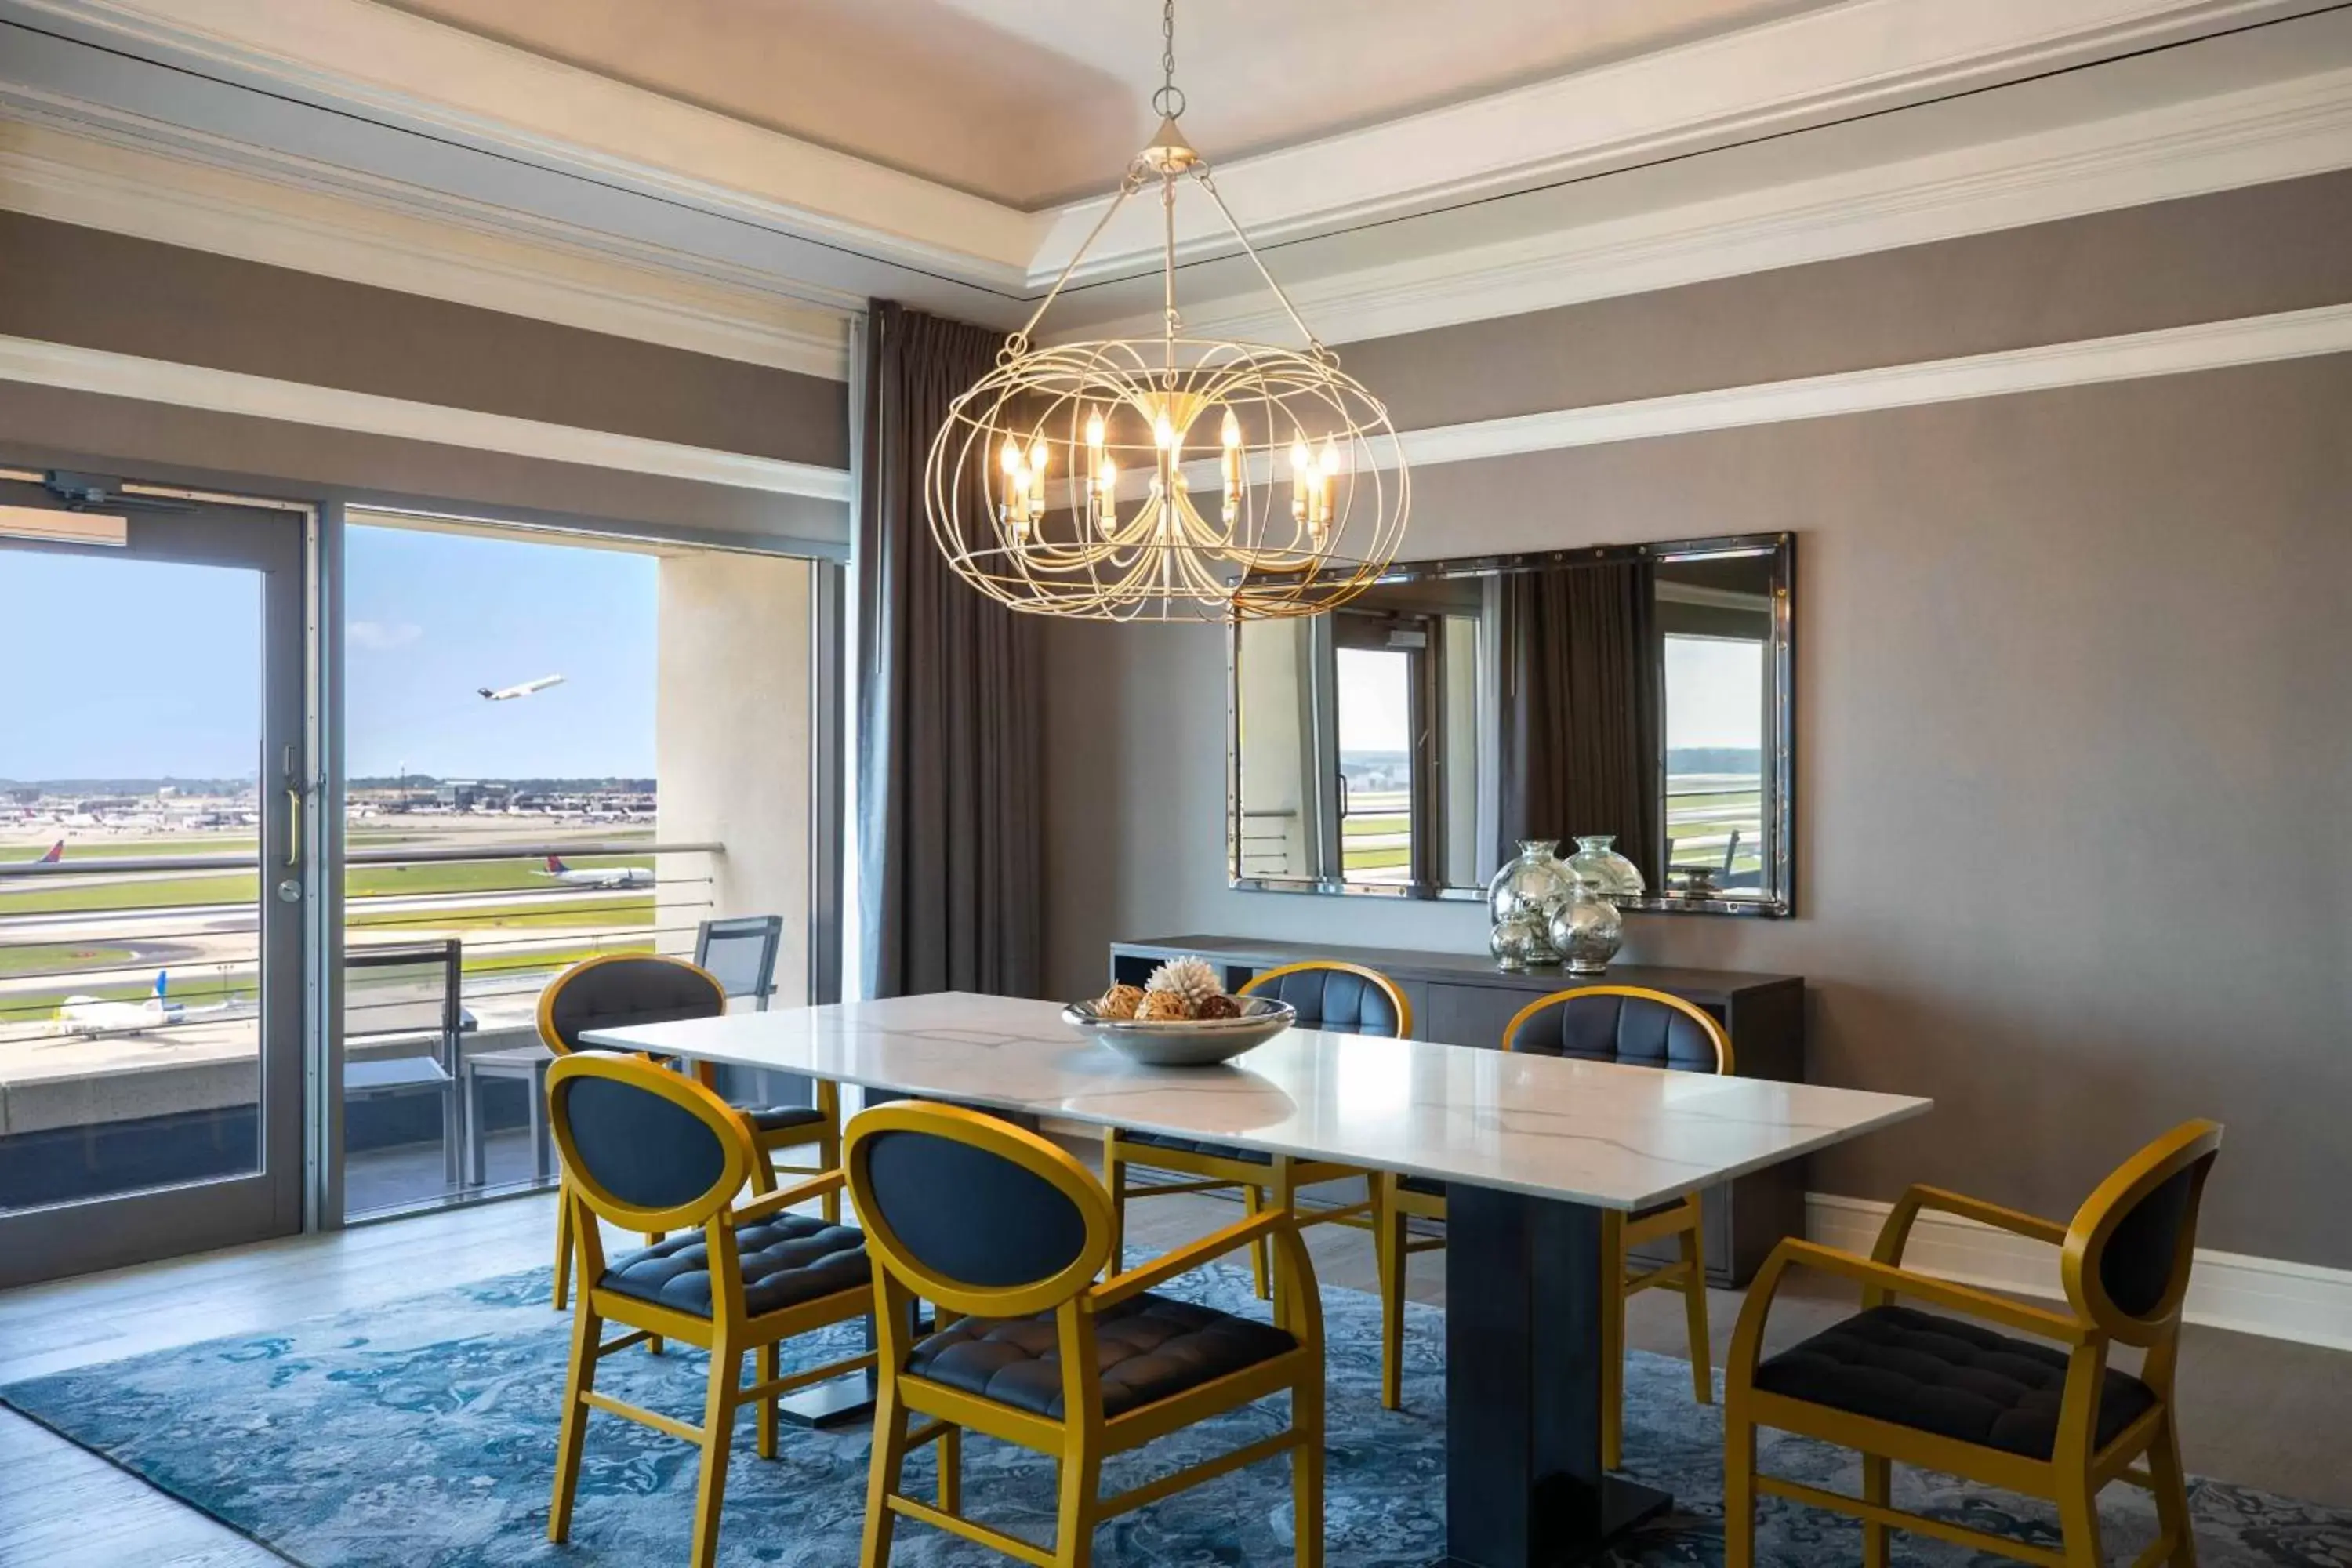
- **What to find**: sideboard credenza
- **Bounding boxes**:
[1109,934,1806,1287]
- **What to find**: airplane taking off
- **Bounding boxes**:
[53,971,242,1037]
[479,674,565,702]
[535,855,654,891]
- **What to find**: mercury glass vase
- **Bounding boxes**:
[1549,877,1624,975]
[1486,839,1572,964]
[1488,910,1544,972]
[1566,833,1646,898]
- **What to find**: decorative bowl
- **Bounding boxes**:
[1061,995,1295,1066]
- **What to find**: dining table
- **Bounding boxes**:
[584,989,1933,1567]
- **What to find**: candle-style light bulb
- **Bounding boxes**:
[1086,410,1106,449]
[1319,437,1341,476]
[1001,436,1022,474]
[1221,411,1242,449]
[1097,456,1118,535]
[1154,412,1176,450]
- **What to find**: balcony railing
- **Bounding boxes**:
[0,837,724,1218]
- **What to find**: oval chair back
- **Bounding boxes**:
[546,1051,753,1236]
[1501,984,1731,1074]
[2062,1120,2223,1348]
[539,953,727,1056]
[845,1102,1116,1320]
[1240,960,1412,1038]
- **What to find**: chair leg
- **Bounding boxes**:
[1722,1406,1757,1568]
[1862,1454,1891,1568]
[1053,1444,1102,1568]
[860,1386,910,1568]
[690,1341,742,1568]
[1679,1210,1714,1405]
[819,1123,843,1225]
[1269,1165,1298,1320]
[755,1341,779,1461]
[1104,1140,1127,1277]
[938,1423,961,1515]
[1375,1179,1407,1411]
[546,1294,600,1543]
[551,1185,573,1310]
[2055,1469,2107,1568]
[2148,1410,2198,1568]
[1601,1210,1627,1472]
[1293,1372,1326,1568]
[1245,1185,1272,1301]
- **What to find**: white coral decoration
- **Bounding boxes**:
[1144,956,1222,1012]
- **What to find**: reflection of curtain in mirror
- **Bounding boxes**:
[1495,562,1663,882]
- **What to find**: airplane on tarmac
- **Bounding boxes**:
[53,971,245,1037]
[0,842,64,892]
[479,674,566,702]
[533,855,654,891]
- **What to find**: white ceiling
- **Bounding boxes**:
[381,0,1842,206]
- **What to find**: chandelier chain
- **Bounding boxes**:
[1152,0,1185,121]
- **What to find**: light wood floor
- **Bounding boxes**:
[4,1163,2348,1567]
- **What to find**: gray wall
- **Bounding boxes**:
[0,212,848,543]
[1039,342,2352,1265]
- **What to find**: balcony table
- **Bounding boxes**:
[586,990,1932,1567]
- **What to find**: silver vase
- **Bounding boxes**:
[1486,839,1572,963]
[1548,877,1624,975]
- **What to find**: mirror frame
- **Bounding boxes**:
[1226,530,1795,917]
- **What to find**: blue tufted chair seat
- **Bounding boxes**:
[742,1105,829,1135]
[1512,990,1722,1071]
[1752,1304,2158,1459]
[907,1294,1298,1418]
[600,1214,868,1318]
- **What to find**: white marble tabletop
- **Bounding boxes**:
[585,991,1931,1211]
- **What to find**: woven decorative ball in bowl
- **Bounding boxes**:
[1063,956,1294,1066]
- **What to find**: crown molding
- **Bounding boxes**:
[0,114,855,379]
[1067,65,2352,350]
[1033,0,2342,281]
[1389,302,2352,468]
[1115,301,2352,503]
[0,0,1037,284]
[6,0,2333,294]
[0,334,853,502]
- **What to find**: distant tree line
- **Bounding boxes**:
[348,775,658,793]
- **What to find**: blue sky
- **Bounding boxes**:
[1,527,656,781]
[344,525,656,779]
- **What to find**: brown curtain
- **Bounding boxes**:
[856,302,1042,999]
[1495,561,1664,882]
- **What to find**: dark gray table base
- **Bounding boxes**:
[1436,1185,1674,1566]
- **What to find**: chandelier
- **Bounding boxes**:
[926,0,1408,622]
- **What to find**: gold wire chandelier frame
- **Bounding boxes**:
[926,2,1409,623]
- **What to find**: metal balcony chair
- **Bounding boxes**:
[695,915,842,1215]
[543,1051,874,1568]
[1724,1120,2223,1568]
[847,1100,1327,1568]
[342,939,468,1196]
[1369,983,1728,1468]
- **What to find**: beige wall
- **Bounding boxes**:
[656,551,816,1006]
[1039,350,2352,1271]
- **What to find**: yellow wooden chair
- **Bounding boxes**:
[1370,982,1726,1468]
[1103,960,1408,1301]
[848,1100,1327,1568]
[539,953,842,1310]
[1724,1120,2223,1568]
[543,1051,880,1568]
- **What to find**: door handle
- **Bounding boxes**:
[285,786,302,869]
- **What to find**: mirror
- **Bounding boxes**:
[1229,532,1792,916]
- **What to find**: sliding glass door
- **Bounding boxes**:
[0,474,310,1285]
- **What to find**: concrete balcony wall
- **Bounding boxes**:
[655,550,815,1005]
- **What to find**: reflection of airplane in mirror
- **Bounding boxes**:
[534,855,654,891]
[479,674,565,702]
[53,971,246,1037]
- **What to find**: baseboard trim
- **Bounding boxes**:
[1806,1192,2352,1353]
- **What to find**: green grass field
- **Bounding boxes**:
[0,943,135,978]
[0,853,659,918]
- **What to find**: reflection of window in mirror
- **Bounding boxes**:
[1334,645,1414,884]
[1655,554,1777,894]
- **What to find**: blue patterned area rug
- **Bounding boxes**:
[4,1264,2347,1567]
